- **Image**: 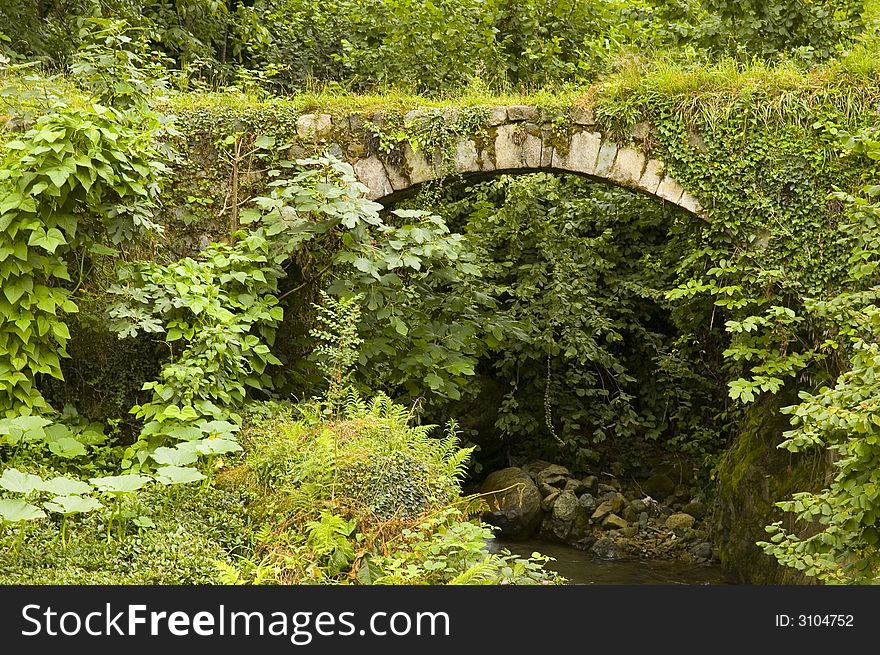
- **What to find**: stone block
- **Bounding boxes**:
[296,113,333,142]
[594,140,618,177]
[353,156,392,200]
[609,146,646,185]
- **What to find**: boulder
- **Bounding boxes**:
[690,542,713,560]
[642,473,675,499]
[682,500,707,520]
[551,491,580,523]
[522,460,553,481]
[591,538,622,560]
[539,491,590,544]
[479,467,543,539]
[666,513,696,531]
[541,490,561,512]
[537,464,571,488]
[539,482,558,498]
[591,494,626,523]
[629,499,648,514]
[603,513,629,530]
[296,113,333,142]
[581,475,599,495]
[578,493,597,515]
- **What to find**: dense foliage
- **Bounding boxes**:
[2,0,880,587]
[2,0,871,93]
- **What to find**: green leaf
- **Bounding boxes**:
[40,476,93,496]
[0,498,46,523]
[48,437,88,458]
[151,446,198,467]
[0,468,44,494]
[254,135,276,149]
[155,466,206,486]
[89,474,151,494]
[44,495,102,515]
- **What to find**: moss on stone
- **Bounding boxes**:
[713,392,828,583]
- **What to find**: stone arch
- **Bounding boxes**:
[296,105,705,219]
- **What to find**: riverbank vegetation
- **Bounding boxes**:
[2,1,880,584]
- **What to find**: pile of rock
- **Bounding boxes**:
[479,461,714,563]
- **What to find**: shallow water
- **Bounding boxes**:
[493,538,727,585]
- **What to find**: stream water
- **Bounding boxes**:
[494,539,727,585]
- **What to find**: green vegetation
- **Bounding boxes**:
[2,0,880,586]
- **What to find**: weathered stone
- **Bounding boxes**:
[656,175,686,204]
[536,464,571,484]
[591,494,626,523]
[539,482,559,498]
[642,473,675,499]
[666,513,696,531]
[690,542,713,560]
[571,107,596,126]
[348,113,367,133]
[404,144,434,184]
[522,460,554,480]
[494,123,523,169]
[578,493,597,515]
[479,467,543,539]
[353,156,393,200]
[523,132,543,168]
[632,121,651,140]
[594,140,618,176]
[296,113,333,142]
[580,475,599,495]
[507,105,538,122]
[541,490,561,511]
[682,500,707,520]
[384,162,410,192]
[540,474,568,488]
[591,537,622,560]
[479,147,495,171]
[687,128,707,152]
[441,107,461,123]
[551,491,581,523]
[609,146,646,185]
[554,130,601,174]
[620,526,639,538]
[629,499,648,515]
[488,106,508,126]
[679,192,704,217]
[454,138,480,173]
[564,478,587,496]
[540,138,554,167]
[325,143,344,161]
[639,158,664,194]
[603,513,629,530]
[403,109,432,126]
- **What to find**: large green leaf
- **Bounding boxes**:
[48,437,88,458]
[151,446,198,467]
[44,495,102,515]
[0,468,43,494]
[155,466,206,486]
[0,498,46,523]
[89,474,151,494]
[40,476,93,496]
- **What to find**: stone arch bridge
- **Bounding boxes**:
[293,104,705,219]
